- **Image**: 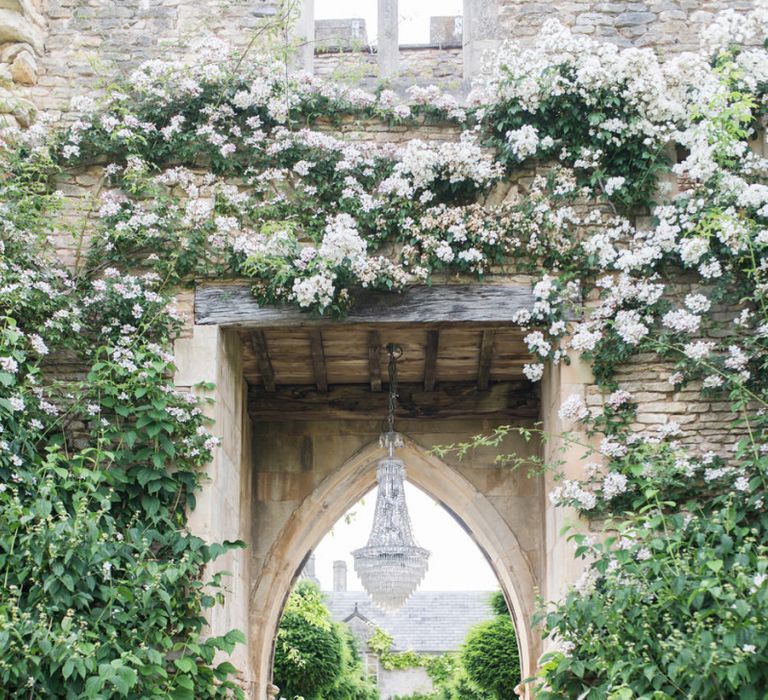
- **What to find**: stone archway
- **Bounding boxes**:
[249,435,540,699]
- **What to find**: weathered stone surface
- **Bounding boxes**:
[615,10,657,25]
[0,39,31,62]
[10,49,35,83]
[0,89,34,125]
[0,8,43,53]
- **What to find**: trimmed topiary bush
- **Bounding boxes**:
[461,615,520,699]
[272,581,376,700]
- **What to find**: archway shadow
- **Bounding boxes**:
[249,435,540,698]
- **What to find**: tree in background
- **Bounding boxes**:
[426,591,519,700]
[459,592,520,699]
[272,581,377,700]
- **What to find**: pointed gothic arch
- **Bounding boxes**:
[249,435,540,697]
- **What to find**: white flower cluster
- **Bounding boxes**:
[558,394,589,421]
[505,125,552,160]
[471,18,707,147]
[601,472,629,501]
[384,134,502,196]
[318,214,367,266]
[549,480,597,510]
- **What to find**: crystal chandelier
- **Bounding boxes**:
[353,344,430,611]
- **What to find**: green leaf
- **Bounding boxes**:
[113,666,138,694]
[174,657,197,674]
[84,676,104,698]
[706,560,724,574]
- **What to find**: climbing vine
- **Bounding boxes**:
[2,3,768,698]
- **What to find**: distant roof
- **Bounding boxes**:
[324,590,495,653]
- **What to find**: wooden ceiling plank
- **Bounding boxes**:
[368,331,382,392]
[309,329,328,393]
[248,381,538,421]
[477,329,496,391]
[250,330,276,393]
[424,330,439,392]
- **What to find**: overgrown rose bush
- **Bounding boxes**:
[3,2,768,696]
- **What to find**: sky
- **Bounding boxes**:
[312,481,499,592]
[315,0,463,45]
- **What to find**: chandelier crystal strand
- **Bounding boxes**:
[353,344,430,611]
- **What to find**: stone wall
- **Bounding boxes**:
[50,122,752,461]
[497,0,758,52]
[31,0,280,120]
[314,46,464,84]
[7,3,763,698]
[0,0,45,128]
[174,326,255,694]
[379,666,434,699]
[0,0,762,124]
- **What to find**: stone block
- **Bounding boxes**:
[593,2,629,11]
[0,88,34,126]
[10,48,35,84]
[0,8,44,53]
[659,9,688,20]
[576,11,616,25]
[635,413,669,424]
[615,10,657,26]
[0,39,30,62]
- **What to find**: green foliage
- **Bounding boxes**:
[536,496,768,699]
[461,615,521,699]
[484,89,669,211]
[488,591,510,617]
[273,582,377,700]
[425,654,484,700]
[367,625,433,672]
[527,52,768,698]
[0,242,246,696]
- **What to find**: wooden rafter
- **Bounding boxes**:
[423,330,439,392]
[248,381,538,421]
[477,329,496,391]
[309,329,328,393]
[250,330,276,393]
[368,331,383,392]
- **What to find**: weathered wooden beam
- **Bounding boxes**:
[368,331,382,392]
[424,330,439,392]
[250,330,276,393]
[248,381,539,421]
[195,282,537,327]
[477,329,496,391]
[309,329,328,393]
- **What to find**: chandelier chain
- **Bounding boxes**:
[386,343,401,435]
